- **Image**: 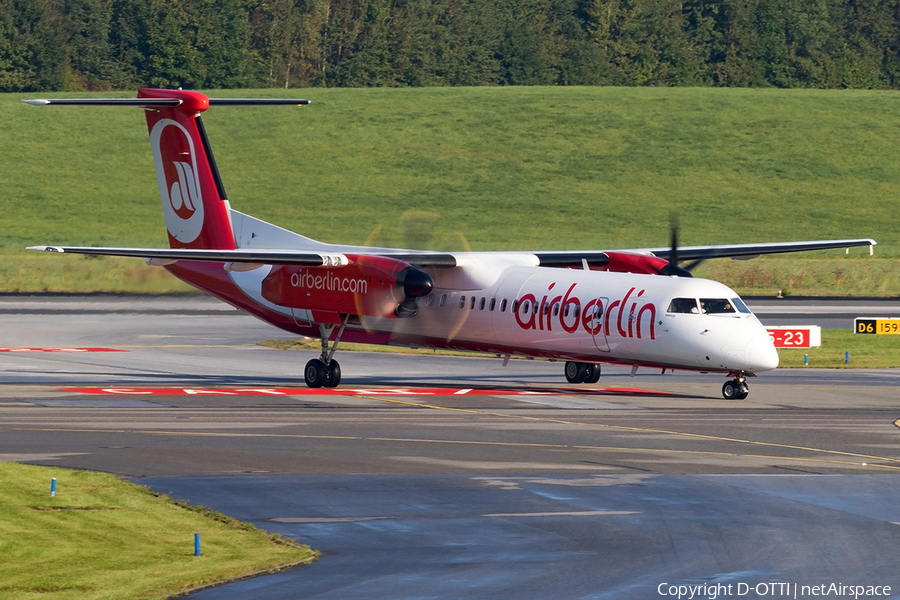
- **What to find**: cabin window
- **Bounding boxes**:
[700,298,737,314]
[731,297,751,314]
[520,300,530,314]
[440,294,447,307]
[552,302,560,317]
[489,298,496,311]
[500,299,507,312]
[667,298,699,314]
[470,296,476,310]
[479,297,485,310]
[459,296,466,309]
[512,299,519,313]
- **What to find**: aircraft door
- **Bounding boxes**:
[490,270,535,343]
[589,297,610,352]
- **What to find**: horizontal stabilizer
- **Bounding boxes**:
[24,98,310,107]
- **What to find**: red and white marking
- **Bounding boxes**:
[0,347,127,353]
[765,326,821,348]
[61,386,670,397]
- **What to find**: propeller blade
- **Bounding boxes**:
[660,213,692,277]
[668,212,679,267]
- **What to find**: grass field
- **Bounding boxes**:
[1,86,897,295]
[0,462,317,599]
[776,329,900,368]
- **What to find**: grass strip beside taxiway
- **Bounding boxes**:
[0,461,318,600]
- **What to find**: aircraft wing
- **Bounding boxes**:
[629,238,877,261]
[29,237,876,270]
[27,245,459,268]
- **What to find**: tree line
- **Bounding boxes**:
[2,0,899,91]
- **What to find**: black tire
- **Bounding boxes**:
[565,361,586,384]
[583,363,601,384]
[304,359,327,388]
[736,382,749,400]
[722,380,740,400]
[324,360,341,388]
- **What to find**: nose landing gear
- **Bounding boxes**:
[722,373,749,400]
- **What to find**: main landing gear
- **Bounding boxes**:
[564,361,601,384]
[304,320,347,389]
[722,373,749,400]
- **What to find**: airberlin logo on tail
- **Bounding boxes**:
[150,119,205,244]
[515,283,656,340]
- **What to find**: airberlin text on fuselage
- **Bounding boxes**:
[290,268,369,294]
[515,283,656,340]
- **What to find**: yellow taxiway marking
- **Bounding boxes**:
[364,395,900,468]
[11,427,900,471]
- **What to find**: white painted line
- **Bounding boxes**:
[270,516,389,523]
[483,510,640,518]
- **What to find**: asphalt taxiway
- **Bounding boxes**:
[1,295,899,599]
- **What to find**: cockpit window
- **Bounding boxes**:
[699,298,736,314]
[667,298,699,314]
[731,297,751,314]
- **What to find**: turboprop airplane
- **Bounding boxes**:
[25,88,876,399]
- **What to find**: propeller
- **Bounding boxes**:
[359,210,471,334]
[657,213,694,277]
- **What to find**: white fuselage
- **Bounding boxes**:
[228,240,779,374]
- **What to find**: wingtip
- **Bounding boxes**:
[26,245,62,252]
[23,99,50,106]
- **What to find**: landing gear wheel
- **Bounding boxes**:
[324,360,341,388]
[722,379,749,400]
[565,361,586,384]
[583,363,601,384]
[304,359,327,388]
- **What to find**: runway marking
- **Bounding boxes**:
[483,510,640,518]
[270,516,389,523]
[363,396,900,469]
[13,427,900,471]
[269,510,639,523]
[0,347,127,353]
[60,386,671,397]
[0,452,90,462]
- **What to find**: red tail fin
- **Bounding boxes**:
[139,88,236,250]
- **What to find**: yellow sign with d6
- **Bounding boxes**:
[855,318,900,334]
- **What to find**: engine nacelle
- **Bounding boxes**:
[601,252,674,276]
[261,254,433,318]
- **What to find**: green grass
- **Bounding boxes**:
[2,86,898,294]
[0,462,317,599]
[777,329,900,368]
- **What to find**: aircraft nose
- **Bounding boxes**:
[747,338,779,371]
